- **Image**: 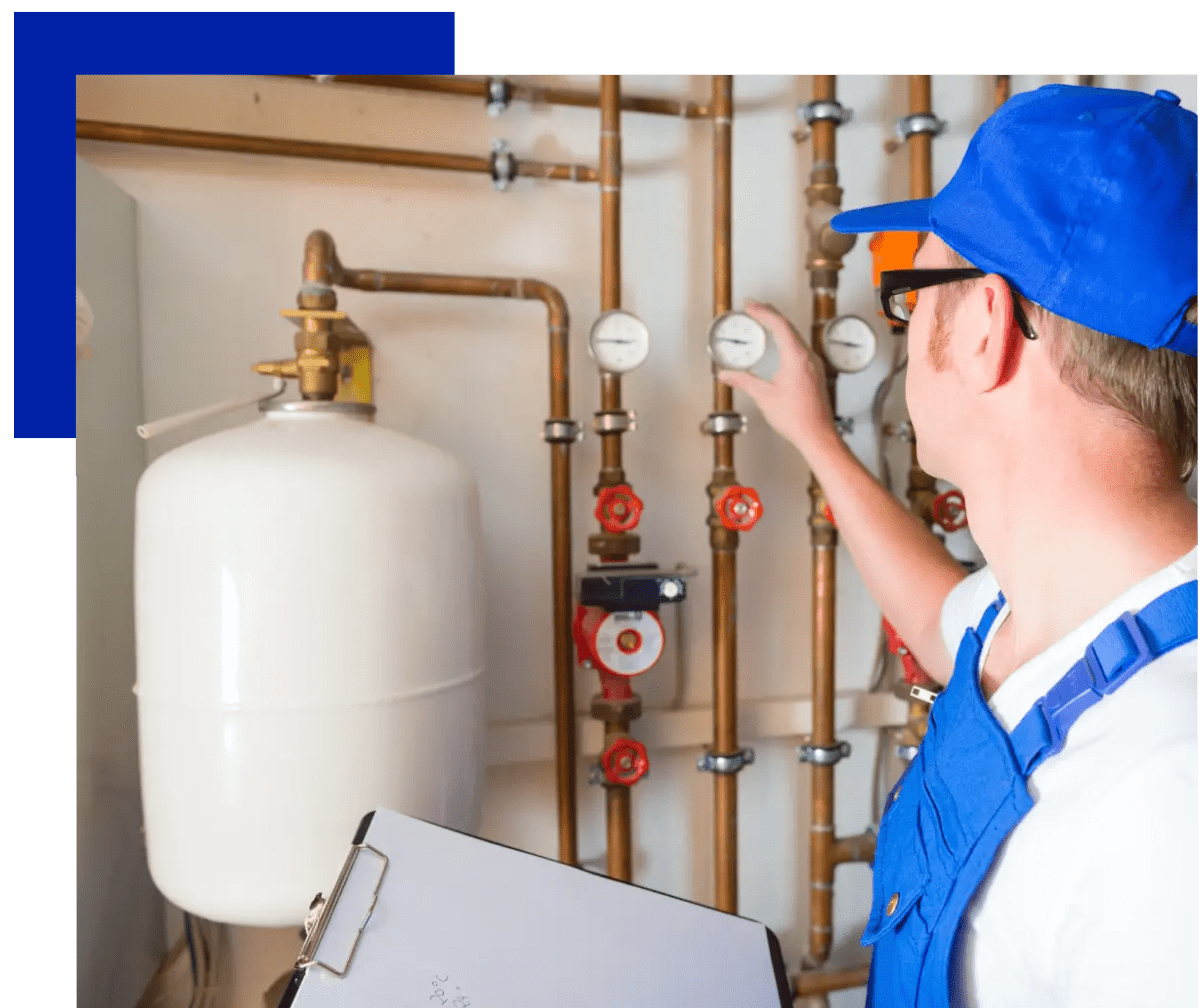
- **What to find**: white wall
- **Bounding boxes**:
[76,157,165,1008]
[76,74,1197,1007]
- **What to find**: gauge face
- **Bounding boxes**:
[588,310,651,374]
[823,315,878,374]
[707,311,768,371]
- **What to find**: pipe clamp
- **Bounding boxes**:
[490,139,517,191]
[896,744,920,762]
[701,411,747,436]
[800,100,853,127]
[697,747,755,775]
[894,113,947,142]
[797,738,852,766]
[543,419,583,443]
[592,410,637,434]
[486,77,512,117]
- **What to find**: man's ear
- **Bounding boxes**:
[964,275,1024,392]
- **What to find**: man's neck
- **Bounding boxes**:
[962,447,1196,692]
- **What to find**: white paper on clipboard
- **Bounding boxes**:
[278,808,792,1008]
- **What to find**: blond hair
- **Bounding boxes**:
[945,249,1197,481]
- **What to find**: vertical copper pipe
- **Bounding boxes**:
[803,74,847,968]
[709,75,740,916]
[596,74,636,880]
[994,75,1011,109]
[900,77,941,775]
[597,75,628,494]
[908,76,934,204]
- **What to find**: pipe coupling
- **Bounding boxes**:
[542,418,583,443]
[700,411,746,436]
[490,139,517,191]
[697,747,755,775]
[797,738,852,766]
[807,203,858,259]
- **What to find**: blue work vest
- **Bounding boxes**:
[862,578,1198,1007]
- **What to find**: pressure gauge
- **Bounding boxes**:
[588,310,651,374]
[822,315,878,374]
[707,311,768,371]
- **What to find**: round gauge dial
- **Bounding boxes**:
[823,315,878,374]
[588,310,651,374]
[707,311,768,371]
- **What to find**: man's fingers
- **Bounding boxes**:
[744,301,808,367]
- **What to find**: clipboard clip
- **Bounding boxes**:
[296,842,390,978]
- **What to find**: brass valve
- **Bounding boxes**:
[254,308,351,401]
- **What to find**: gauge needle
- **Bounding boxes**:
[599,338,636,344]
[720,338,750,345]
[828,340,860,347]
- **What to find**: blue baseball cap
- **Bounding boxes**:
[831,85,1198,357]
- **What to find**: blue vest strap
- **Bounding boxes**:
[1010,580,1197,775]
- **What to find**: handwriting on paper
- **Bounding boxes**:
[430,974,471,1006]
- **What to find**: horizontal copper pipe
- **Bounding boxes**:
[275,74,711,118]
[76,119,598,183]
[793,964,871,996]
[832,830,876,866]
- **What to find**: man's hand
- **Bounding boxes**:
[717,301,838,455]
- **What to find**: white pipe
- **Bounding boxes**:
[137,378,286,440]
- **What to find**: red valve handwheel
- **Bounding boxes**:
[822,502,837,528]
[882,617,936,687]
[601,737,649,786]
[931,489,968,532]
[715,486,763,531]
[595,485,644,533]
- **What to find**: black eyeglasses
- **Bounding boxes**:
[879,268,1038,341]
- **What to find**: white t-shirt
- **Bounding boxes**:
[938,548,1198,1008]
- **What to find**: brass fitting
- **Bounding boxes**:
[897,702,930,749]
[706,467,741,550]
[256,308,349,401]
[807,480,838,548]
[588,531,642,557]
[591,693,643,724]
[804,201,857,285]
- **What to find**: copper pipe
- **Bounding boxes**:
[898,78,942,773]
[604,716,634,881]
[709,75,741,917]
[275,75,711,118]
[597,75,628,496]
[908,76,934,203]
[803,74,857,967]
[832,830,876,866]
[793,964,871,997]
[76,120,598,183]
[300,232,578,865]
[594,75,638,879]
[994,75,1011,109]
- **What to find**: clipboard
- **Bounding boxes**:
[277,808,792,1008]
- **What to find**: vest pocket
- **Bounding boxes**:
[861,766,932,948]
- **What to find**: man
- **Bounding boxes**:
[720,84,1197,1006]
